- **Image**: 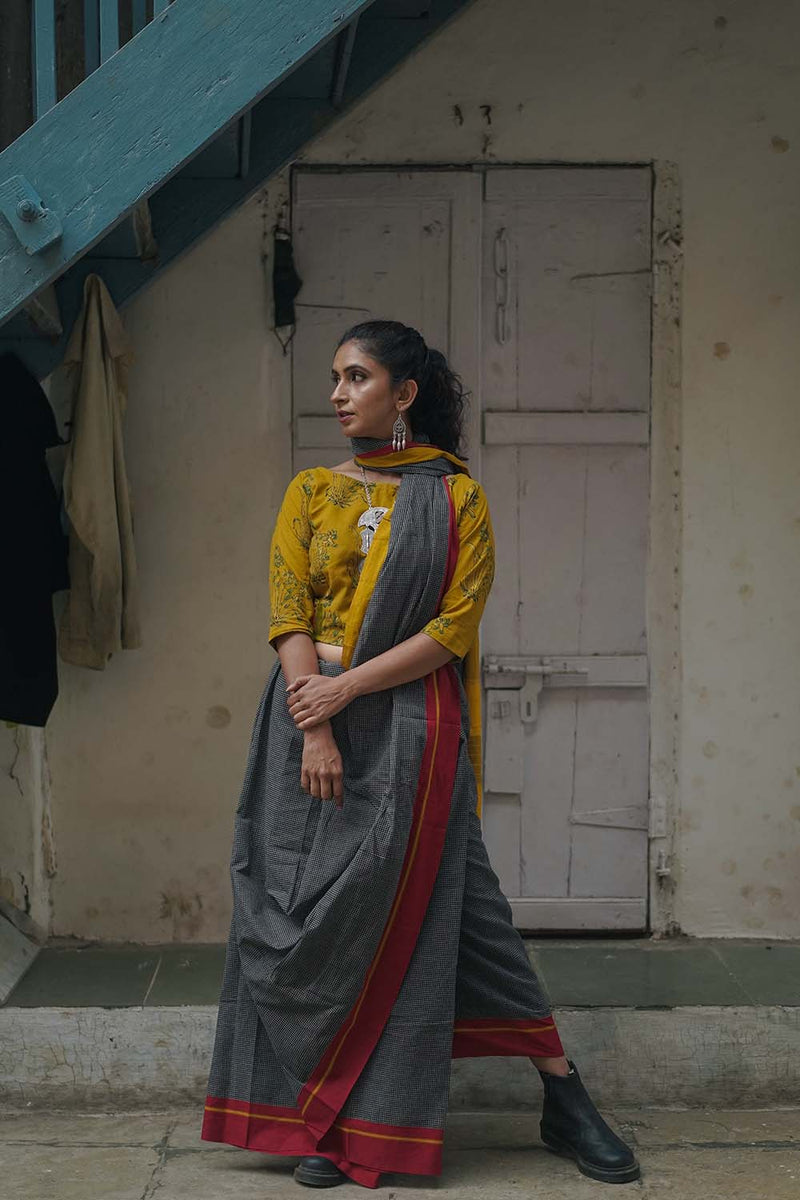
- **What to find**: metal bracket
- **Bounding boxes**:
[519,673,543,723]
[493,225,510,344]
[0,175,62,255]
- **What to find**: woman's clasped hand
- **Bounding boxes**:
[285,672,350,728]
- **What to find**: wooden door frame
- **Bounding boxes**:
[645,160,683,938]
[283,159,684,938]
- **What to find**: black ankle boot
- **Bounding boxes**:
[538,1060,640,1184]
[293,1155,346,1187]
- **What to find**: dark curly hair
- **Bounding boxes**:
[334,319,470,460]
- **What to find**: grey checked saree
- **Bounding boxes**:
[201,436,563,1187]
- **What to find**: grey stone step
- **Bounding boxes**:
[1,1003,798,1110]
[2,938,798,1109]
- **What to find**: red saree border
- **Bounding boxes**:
[201,1095,442,1186]
[296,474,462,1141]
[452,1015,565,1059]
[297,662,461,1137]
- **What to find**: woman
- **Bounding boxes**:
[201,320,640,1188]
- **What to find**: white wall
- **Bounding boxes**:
[27,0,800,940]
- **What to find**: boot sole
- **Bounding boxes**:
[293,1162,345,1187]
[541,1130,641,1184]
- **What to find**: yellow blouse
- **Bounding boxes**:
[268,466,495,662]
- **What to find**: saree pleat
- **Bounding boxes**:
[202,440,563,1186]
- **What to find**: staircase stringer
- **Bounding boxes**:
[0,0,377,325]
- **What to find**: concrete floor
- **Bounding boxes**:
[1,1107,798,1199]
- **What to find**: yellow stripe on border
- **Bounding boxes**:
[334,1123,443,1146]
[204,1105,442,1146]
[204,1105,304,1124]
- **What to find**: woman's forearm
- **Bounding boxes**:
[341,631,456,702]
[274,630,323,687]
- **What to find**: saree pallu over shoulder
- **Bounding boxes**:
[202,435,562,1186]
[341,435,469,681]
[342,439,484,814]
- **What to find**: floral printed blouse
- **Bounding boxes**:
[268,466,496,662]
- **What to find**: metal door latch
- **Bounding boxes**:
[486,673,543,724]
[482,655,590,723]
[0,174,62,254]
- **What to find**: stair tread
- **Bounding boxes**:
[4,938,798,1008]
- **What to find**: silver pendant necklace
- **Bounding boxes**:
[356,461,390,561]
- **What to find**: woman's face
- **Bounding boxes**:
[330,340,415,441]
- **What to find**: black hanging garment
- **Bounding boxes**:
[0,352,70,726]
[272,228,303,329]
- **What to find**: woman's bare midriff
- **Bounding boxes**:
[315,641,344,665]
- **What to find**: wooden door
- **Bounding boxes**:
[290,165,653,932]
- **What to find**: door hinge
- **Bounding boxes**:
[649,794,668,838]
[655,849,671,878]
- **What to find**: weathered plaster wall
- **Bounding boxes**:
[1,724,56,937]
[40,186,294,941]
[0,725,34,919]
[35,0,800,940]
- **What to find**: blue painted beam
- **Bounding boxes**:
[0,0,476,376]
[131,1,148,37]
[0,0,378,325]
[331,18,360,107]
[99,0,121,64]
[32,0,57,117]
[84,0,100,77]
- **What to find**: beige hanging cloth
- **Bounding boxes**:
[58,274,142,668]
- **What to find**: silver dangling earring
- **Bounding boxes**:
[392,410,407,452]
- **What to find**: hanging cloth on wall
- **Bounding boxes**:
[272,224,303,352]
[58,274,142,669]
[0,352,70,726]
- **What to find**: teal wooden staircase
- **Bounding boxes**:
[0,0,472,378]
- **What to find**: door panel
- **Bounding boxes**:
[290,170,481,472]
[482,167,651,414]
[480,167,652,931]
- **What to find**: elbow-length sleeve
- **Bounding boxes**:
[420,477,496,661]
[267,471,316,651]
